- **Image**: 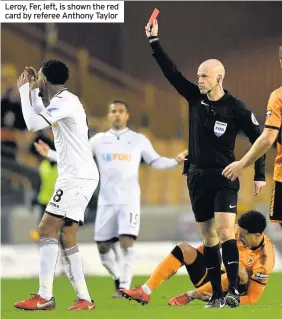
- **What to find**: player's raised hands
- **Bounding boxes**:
[145,19,158,38]
[24,66,38,89]
[34,139,50,158]
[17,71,29,90]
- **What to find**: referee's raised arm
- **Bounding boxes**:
[145,20,200,103]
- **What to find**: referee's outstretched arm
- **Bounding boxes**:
[145,20,200,103]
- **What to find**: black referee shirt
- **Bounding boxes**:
[150,40,265,181]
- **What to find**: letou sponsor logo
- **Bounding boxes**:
[102,153,132,162]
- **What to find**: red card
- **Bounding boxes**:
[148,8,160,24]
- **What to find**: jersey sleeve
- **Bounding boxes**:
[150,40,201,103]
[39,100,70,125]
[140,135,161,164]
[235,100,266,181]
[236,100,263,143]
[19,83,51,132]
[89,133,104,155]
[240,260,271,305]
[265,90,282,130]
[251,261,270,286]
[30,89,45,114]
[140,134,178,169]
[240,279,265,305]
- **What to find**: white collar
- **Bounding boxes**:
[109,127,129,135]
[50,88,67,102]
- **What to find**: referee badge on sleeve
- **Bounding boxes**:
[214,121,227,137]
[251,113,259,125]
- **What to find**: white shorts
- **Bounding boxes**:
[46,178,99,224]
[94,203,140,241]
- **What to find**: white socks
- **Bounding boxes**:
[62,249,76,291]
[99,249,121,280]
[141,284,152,295]
[120,247,135,289]
[112,241,122,266]
[38,238,59,300]
[62,246,91,302]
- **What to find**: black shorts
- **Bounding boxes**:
[269,181,282,222]
[187,165,239,223]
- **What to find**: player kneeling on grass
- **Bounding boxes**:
[120,210,275,307]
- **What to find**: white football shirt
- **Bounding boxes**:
[40,89,99,181]
[90,128,177,205]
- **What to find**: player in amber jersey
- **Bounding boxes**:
[120,210,275,307]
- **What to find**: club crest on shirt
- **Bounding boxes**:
[52,123,57,129]
[266,110,272,117]
[247,256,254,265]
[214,121,227,137]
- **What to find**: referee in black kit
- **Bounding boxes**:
[145,20,266,308]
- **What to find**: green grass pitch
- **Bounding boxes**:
[2,273,282,319]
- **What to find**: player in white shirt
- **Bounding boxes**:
[14,61,98,311]
[36,100,187,296]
